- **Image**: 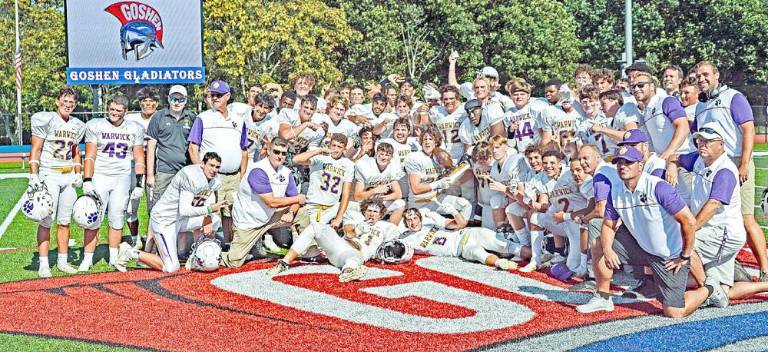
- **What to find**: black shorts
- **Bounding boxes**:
[611,226,688,308]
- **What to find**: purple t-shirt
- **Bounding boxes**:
[593,173,612,202]
[247,168,298,196]
[678,151,736,205]
[662,96,687,122]
[604,181,686,221]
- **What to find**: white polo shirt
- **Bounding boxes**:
[187,108,249,174]
[233,158,297,229]
[604,173,688,259]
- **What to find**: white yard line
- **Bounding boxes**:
[0,174,28,243]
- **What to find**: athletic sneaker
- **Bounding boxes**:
[706,284,729,308]
[572,265,588,278]
[576,293,614,313]
[548,253,567,265]
[38,266,52,278]
[56,262,78,274]
[495,259,518,271]
[339,265,368,283]
[519,261,538,273]
[622,278,659,300]
[77,261,92,272]
[733,262,753,282]
[112,242,132,273]
[266,260,289,276]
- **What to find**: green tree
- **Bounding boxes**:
[204,0,360,99]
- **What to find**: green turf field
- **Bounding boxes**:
[0,333,139,352]
[0,162,27,174]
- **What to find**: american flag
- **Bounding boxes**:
[14,48,22,91]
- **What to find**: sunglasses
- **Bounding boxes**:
[210,92,226,99]
[272,149,287,156]
[698,127,721,138]
[630,82,651,90]
[169,96,187,104]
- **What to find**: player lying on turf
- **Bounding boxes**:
[266,199,400,282]
[398,207,529,270]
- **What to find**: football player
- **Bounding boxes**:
[124,87,159,246]
[239,93,278,163]
[505,143,546,248]
[429,85,466,163]
[292,133,355,229]
[527,150,594,275]
[540,84,584,149]
[277,95,326,151]
[400,207,527,270]
[28,87,86,277]
[470,142,496,228]
[267,200,400,282]
[114,152,227,273]
[80,95,145,271]
[379,118,421,199]
[504,78,548,153]
[485,135,528,227]
[351,142,406,226]
[403,125,472,226]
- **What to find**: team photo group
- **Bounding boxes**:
[24,54,768,319]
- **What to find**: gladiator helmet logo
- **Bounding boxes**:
[105,2,164,61]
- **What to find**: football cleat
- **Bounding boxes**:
[495,259,517,271]
[112,242,133,272]
[339,265,368,283]
[38,266,52,278]
[56,262,78,274]
[266,260,289,277]
[519,262,538,273]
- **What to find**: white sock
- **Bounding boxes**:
[82,252,94,266]
[530,230,544,264]
[109,247,118,264]
[57,253,68,265]
[40,256,50,268]
[580,253,588,268]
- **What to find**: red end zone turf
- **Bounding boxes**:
[0,249,766,351]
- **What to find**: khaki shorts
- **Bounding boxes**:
[730,156,755,215]
[218,173,241,217]
[695,224,745,287]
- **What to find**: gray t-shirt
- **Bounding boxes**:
[146,107,197,174]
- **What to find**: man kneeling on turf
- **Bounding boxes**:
[267,199,400,282]
[114,152,227,272]
[400,208,529,270]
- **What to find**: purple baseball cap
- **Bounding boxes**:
[618,129,649,146]
[549,263,574,281]
[612,146,644,164]
[209,80,230,94]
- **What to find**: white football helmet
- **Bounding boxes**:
[21,183,54,223]
[375,239,414,264]
[185,237,222,272]
[73,193,104,230]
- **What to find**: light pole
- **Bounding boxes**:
[624,0,633,76]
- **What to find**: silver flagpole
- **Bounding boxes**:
[14,0,22,145]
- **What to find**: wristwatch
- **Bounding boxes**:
[680,253,691,261]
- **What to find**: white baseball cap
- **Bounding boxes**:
[477,66,499,79]
[169,85,187,97]
[692,122,725,141]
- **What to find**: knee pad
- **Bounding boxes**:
[505,202,526,217]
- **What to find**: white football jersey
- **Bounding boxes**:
[401,225,462,257]
[85,118,144,177]
[578,115,615,156]
[31,112,86,171]
[547,170,590,213]
[490,151,528,188]
[315,114,360,146]
[429,105,467,161]
[379,137,421,168]
[124,113,151,146]
[541,106,583,148]
[354,155,404,190]
[474,164,493,207]
[504,99,548,152]
[458,115,496,147]
[243,110,281,162]
[403,151,444,202]
[278,109,326,150]
[369,112,398,139]
[349,220,400,260]
[151,164,221,226]
[307,155,355,206]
